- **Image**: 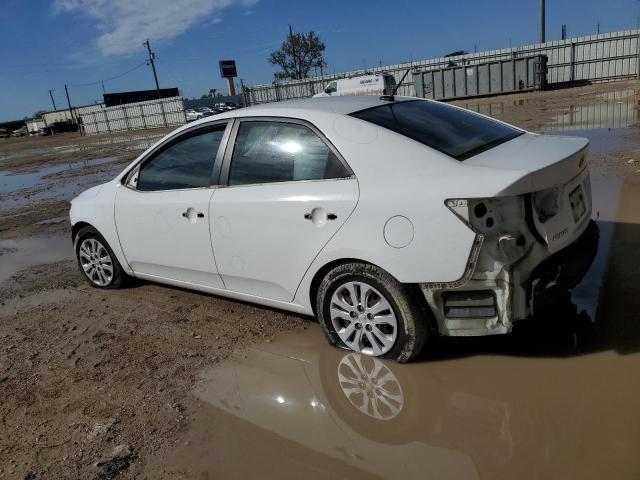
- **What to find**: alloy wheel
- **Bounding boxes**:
[78,238,114,287]
[329,280,398,356]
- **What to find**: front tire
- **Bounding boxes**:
[316,262,427,363]
[74,226,125,289]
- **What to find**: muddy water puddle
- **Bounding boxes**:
[0,132,162,164]
[464,87,639,132]
[0,156,118,195]
[0,288,78,316]
[0,235,73,284]
[0,158,124,209]
[164,313,640,479]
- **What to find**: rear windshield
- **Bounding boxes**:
[350,100,523,160]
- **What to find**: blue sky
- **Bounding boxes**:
[1,0,638,121]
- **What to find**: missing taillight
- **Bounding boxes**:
[532,186,562,223]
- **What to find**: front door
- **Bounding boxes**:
[211,119,358,301]
[115,123,229,287]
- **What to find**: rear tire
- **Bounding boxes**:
[316,262,427,363]
[74,226,125,289]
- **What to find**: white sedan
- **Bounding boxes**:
[185,109,203,122]
[70,96,594,362]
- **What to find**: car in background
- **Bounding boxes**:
[314,73,396,98]
[214,102,237,112]
[197,107,216,117]
[70,96,595,363]
[11,126,28,137]
[0,128,9,139]
[185,109,203,122]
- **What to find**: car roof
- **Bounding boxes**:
[233,96,415,117]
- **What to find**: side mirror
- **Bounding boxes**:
[125,166,139,190]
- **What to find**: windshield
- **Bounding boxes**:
[351,100,523,160]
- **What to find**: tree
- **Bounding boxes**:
[269,29,326,81]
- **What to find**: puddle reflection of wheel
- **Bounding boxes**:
[337,353,403,420]
[319,348,440,444]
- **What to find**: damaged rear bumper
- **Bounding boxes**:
[420,220,599,337]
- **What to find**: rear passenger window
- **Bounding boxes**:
[228,121,348,186]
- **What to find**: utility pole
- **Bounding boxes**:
[288,25,298,80]
[64,84,75,123]
[48,89,57,111]
[540,0,546,43]
[143,39,161,98]
[101,80,106,95]
[597,22,600,34]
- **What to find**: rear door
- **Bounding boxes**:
[210,118,358,301]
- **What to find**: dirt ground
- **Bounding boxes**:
[1,80,640,479]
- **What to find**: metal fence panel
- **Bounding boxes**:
[80,97,186,135]
[243,29,640,106]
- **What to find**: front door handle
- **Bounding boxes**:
[181,208,205,221]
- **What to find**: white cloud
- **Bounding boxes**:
[54,0,258,55]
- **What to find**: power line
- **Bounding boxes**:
[66,61,147,87]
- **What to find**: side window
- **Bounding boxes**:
[228,121,348,186]
[325,81,337,94]
[137,127,225,191]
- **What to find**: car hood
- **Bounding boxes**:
[464,133,589,193]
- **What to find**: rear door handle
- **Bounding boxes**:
[182,208,205,219]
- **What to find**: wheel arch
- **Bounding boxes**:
[71,221,94,243]
[309,258,426,317]
[308,258,427,318]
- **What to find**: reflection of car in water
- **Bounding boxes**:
[196,335,487,478]
[194,280,606,480]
